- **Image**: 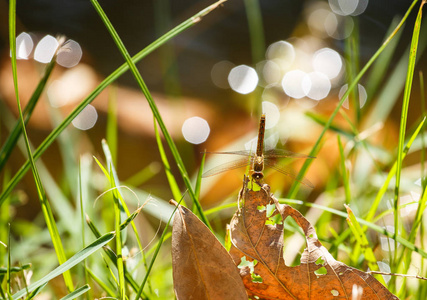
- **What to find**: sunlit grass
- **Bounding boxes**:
[1,0,427,299]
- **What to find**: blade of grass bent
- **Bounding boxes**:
[8,0,73,292]
[287,0,420,199]
[89,0,216,230]
[392,0,425,276]
[0,1,225,207]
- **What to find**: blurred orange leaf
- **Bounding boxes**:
[229,182,399,300]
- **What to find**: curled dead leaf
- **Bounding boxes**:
[171,201,247,300]
[229,179,399,300]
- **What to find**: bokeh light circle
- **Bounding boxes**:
[339,83,368,109]
[329,0,368,16]
[72,105,98,130]
[182,117,210,144]
[34,35,59,63]
[262,101,280,129]
[281,70,308,99]
[15,32,34,59]
[228,65,259,94]
[304,72,331,101]
[312,48,342,79]
[266,41,295,70]
[57,39,83,68]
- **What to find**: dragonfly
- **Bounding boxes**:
[202,114,315,187]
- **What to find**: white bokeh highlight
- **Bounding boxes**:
[329,0,369,16]
[312,48,343,79]
[339,84,367,109]
[228,65,259,94]
[262,101,280,129]
[15,32,34,59]
[304,72,331,100]
[72,105,98,130]
[266,41,295,70]
[57,39,83,68]
[282,70,308,99]
[34,35,59,63]
[182,117,210,144]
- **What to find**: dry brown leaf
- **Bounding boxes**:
[229,181,399,300]
[171,200,248,300]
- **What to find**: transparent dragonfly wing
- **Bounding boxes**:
[264,148,315,159]
[204,150,254,156]
[264,159,314,188]
[202,157,252,178]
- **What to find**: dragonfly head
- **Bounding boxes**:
[251,171,263,183]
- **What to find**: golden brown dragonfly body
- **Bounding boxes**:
[203,114,314,186]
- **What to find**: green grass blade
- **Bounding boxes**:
[134,200,179,300]
[85,214,142,294]
[287,0,420,199]
[0,170,11,261]
[6,224,11,297]
[363,117,426,226]
[0,59,55,172]
[106,84,118,165]
[365,17,403,101]
[89,0,215,230]
[124,162,161,187]
[85,267,116,297]
[12,232,115,299]
[0,264,31,275]
[25,283,48,300]
[8,0,73,292]
[364,20,427,129]
[243,0,265,64]
[78,160,90,300]
[109,168,125,300]
[337,135,351,203]
[153,118,182,203]
[345,205,383,280]
[59,285,91,300]
[0,1,224,206]
[99,141,152,285]
[392,0,425,276]
[194,151,206,202]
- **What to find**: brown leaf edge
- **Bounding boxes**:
[170,200,248,300]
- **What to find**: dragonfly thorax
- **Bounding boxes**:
[252,155,264,172]
[251,154,264,183]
